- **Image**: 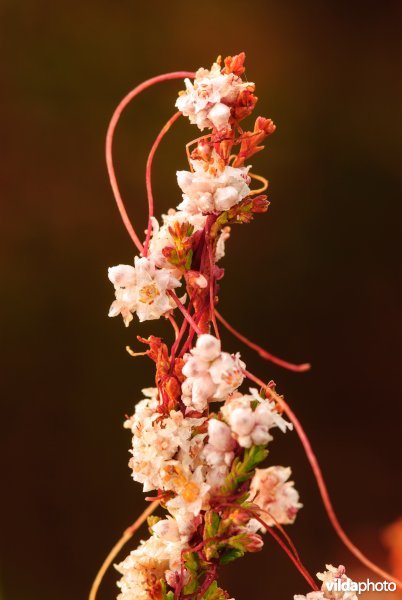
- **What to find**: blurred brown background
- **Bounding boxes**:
[1,0,402,599]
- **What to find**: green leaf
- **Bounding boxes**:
[184,551,200,575]
[220,445,268,495]
[219,547,245,565]
[183,577,199,595]
[184,248,193,271]
[202,580,227,600]
[204,510,220,539]
[225,533,249,551]
[244,445,269,471]
[160,579,175,600]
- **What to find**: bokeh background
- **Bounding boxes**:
[2,1,402,599]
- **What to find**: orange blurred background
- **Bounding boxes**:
[1,1,402,599]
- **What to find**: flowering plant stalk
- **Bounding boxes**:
[90,53,401,600]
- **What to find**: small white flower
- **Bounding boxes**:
[147,210,206,273]
[205,464,229,492]
[229,407,255,437]
[176,153,250,216]
[249,466,302,527]
[208,102,231,130]
[215,227,231,261]
[191,333,221,361]
[176,61,253,131]
[207,418,234,452]
[295,564,359,600]
[181,334,245,411]
[116,534,185,600]
[209,352,245,399]
[203,418,235,468]
[166,465,210,517]
[221,388,292,448]
[127,396,205,493]
[108,256,181,326]
[108,264,137,287]
[151,517,180,542]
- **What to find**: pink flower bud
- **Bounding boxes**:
[193,334,221,361]
[251,424,272,446]
[229,407,255,436]
[182,356,209,378]
[208,418,234,452]
[214,186,239,211]
[243,532,264,552]
[152,517,180,542]
[208,102,231,130]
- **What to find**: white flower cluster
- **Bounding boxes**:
[181,334,245,411]
[124,388,205,494]
[124,387,210,539]
[108,62,255,329]
[177,151,251,215]
[148,210,205,272]
[109,57,308,600]
[108,257,181,326]
[175,61,253,131]
[118,335,301,597]
[248,466,302,529]
[221,388,292,448]
[295,564,359,600]
[115,528,183,600]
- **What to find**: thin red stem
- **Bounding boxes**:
[143,111,182,256]
[244,369,402,591]
[167,314,180,340]
[105,72,195,252]
[253,513,318,591]
[254,505,301,563]
[170,314,190,364]
[207,241,220,339]
[178,300,210,357]
[215,310,310,373]
[167,290,203,335]
[217,502,317,590]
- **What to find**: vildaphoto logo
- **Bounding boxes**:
[326,578,397,594]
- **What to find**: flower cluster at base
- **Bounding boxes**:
[117,336,300,600]
[108,53,353,599]
[295,565,359,600]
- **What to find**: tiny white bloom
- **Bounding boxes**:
[108,256,181,326]
[249,466,302,527]
[116,534,185,600]
[176,61,254,132]
[295,564,359,600]
[176,152,250,216]
[203,418,235,469]
[221,388,292,448]
[152,517,180,542]
[147,210,206,273]
[181,334,245,410]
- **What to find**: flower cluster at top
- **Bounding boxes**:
[108,53,274,332]
[107,54,348,600]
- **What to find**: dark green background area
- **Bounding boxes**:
[1,1,402,599]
